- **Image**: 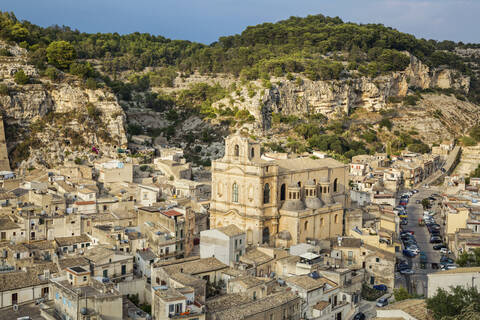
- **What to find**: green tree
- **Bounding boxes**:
[46,41,76,70]
[85,78,97,90]
[393,287,415,301]
[456,248,480,267]
[0,84,8,95]
[421,198,430,209]
[426,286,480,319]
[469,126,480,142]
[14,68,29,85]
[45,67,59,81]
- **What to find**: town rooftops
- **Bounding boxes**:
[313,301,330,311]
[162,209,183,217]
[154,287,185,302]
[58,257,90,270]
[286,274,337,291]
[74,200,96,205]
[169,272,206,288]
[240,248,273,265]
[162,257,228,275]
[0,218,19,230]
[67,266,89,275]
[24,240,55,251]
[206,292,253,312]
[0,270,47,292]
[136,248,158,261]
[217,224,244,237]
[275,157,345,172]
[379,299,433,320]
[211,291,300,320]
[55,234,91,247]
[229,275,269,289]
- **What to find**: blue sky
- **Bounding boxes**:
[2,0,478,44]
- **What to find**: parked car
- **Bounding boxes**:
[433,244,447,251]
[373,284,388,291]
[416,200,421,204]
[403,249,417,257]
[400,219,408,226]
[353,313,366,320]
[440,248,451,254]
[430,236,443,244]
[441,264,457,270]
[376,298,389,307]
[407,246,420,255]
[402,230,414,235]
[440,256,454,265]
[397,262,409,271]
[400,268,414,275]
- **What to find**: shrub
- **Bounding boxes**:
[46,41,76,70]
[14,69,29,85]
[0,84,9,95]
[379,118,393,131]
[404,94,420,106]
[45,67,60,81]
[469,126,480,142]
[0,48,12,56]
[408,143,430,154]
[85,78,97,90]
[460,136,477,146]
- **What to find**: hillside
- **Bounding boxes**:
[1,12,480,166]
[0,41,127,169]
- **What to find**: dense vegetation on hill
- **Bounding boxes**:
[0,11,469,80]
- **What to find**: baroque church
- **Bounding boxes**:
[210,133,350,247]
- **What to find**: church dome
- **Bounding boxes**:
[305,179,316,187]
[305,197,324,209]
[281,199,306,211]
[319,177,329,183]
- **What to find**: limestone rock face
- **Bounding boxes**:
[202,54,470,131]
[257,54,469,129]
[0,41,127,169]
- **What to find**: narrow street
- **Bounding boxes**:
[395,187,444,296]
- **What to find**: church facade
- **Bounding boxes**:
[210,133,349,247]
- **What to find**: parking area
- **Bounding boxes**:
[395,187,456,295]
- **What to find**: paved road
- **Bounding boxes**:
[416,146,461,188]
[396,187,446,296]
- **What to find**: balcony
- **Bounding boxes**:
[169,303,205,319]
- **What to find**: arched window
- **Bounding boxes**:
[333,178,338,193]
[320,218,324,226]
[262,227,270,244]
[232,183,239,203]
[251,147,255,158]
[263,184,270,204]
[334,214,338,224]
[280,184,286,201]
[304,221,308,230]
[297,181,301,187]
[234,145,239,157]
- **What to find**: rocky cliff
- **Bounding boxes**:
[205,54,470,130]
[0,42,127,169]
